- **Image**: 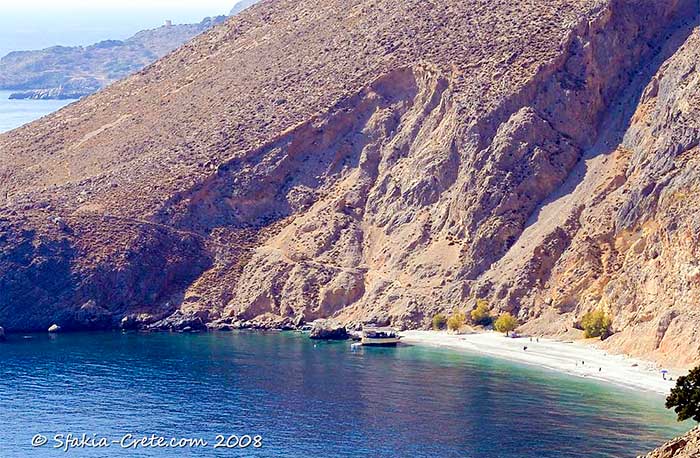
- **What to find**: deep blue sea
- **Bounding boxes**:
[0,331,690,458]
[0,91,75,134]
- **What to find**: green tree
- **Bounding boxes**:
[470,299,493,326]
[494,312,518,336]
[580,309,613,340]
[666,366,700,422]
[432,314,447,330]
[447,311,466,332]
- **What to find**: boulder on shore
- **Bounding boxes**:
[120,315,138,330]
[48,324,61,333]
[147,310,208,332]
[309,319,349,340]
[75,300,112,329]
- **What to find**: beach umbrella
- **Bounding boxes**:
[661,369,668,380]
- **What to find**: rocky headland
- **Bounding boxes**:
[0,0,698,372]
[0,16,228,100]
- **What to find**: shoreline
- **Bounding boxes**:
[400,330,677,395]
[2,326,680,395]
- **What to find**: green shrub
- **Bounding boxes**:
[494,312,518,335]
[447,311,466,332]
[470,299,493,326]
[432,314,447,330]
[666,365,700,422]
[580,309,613,340]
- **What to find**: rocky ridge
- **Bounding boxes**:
[0,0,698,369]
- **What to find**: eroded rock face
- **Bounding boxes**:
[492,25,700,368]
[0,0,698,367]
[639,427,700,458]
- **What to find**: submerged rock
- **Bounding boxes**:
[309,319,349,340]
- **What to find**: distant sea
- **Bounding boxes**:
[0,91,74,134]
[0,331,689,458]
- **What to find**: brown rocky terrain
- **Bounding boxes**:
[0,0,698,368]
[639,427,700,458]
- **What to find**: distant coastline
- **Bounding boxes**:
[0,16,227,100]
[0,90,74,133]
[0,2,262,100]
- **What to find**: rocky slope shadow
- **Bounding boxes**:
[507,25,700,368]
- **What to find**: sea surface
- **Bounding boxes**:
[0,91,75,134]
[0,331,689,458]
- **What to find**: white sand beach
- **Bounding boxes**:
[400,330,678,395]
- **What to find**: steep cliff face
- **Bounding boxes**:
[509,24,700,368]
[0,0,698,366]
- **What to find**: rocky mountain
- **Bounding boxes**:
[639,427,700,458]
[0,0,698,369]
[0,16,227,100]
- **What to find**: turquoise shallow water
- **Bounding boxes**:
[0,331,690,457]
[0,91,74,133]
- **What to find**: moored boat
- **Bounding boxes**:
[361,326,400,346]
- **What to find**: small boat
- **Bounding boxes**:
[361,326,401,347]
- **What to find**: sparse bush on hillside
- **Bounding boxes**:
[432,314,447,330]
[470,299,493,326]
[580,309,613,340]
[494,312,518,336]
[447,311,466,332]
[666,365,700,422]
